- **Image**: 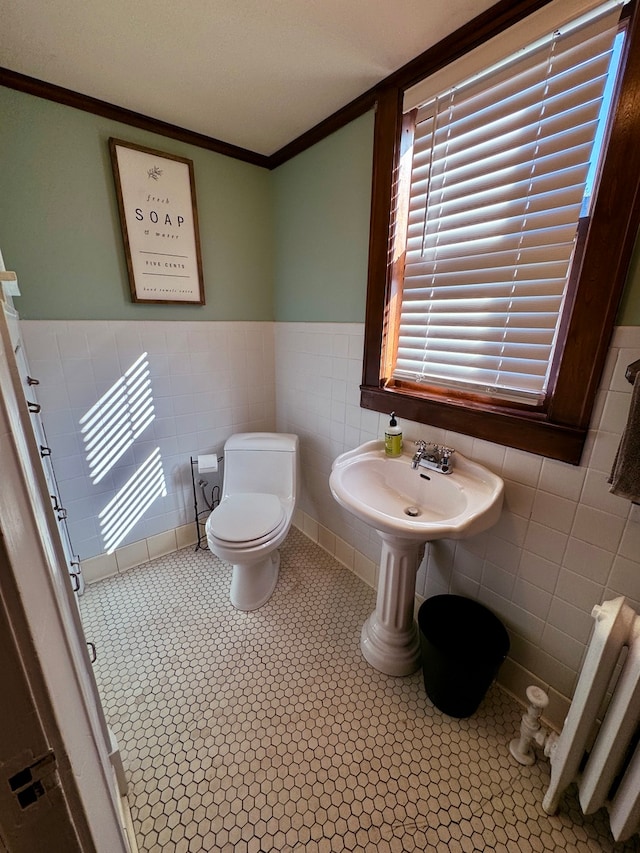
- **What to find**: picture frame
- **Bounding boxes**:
[109,138,206,305]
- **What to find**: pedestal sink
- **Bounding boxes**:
[329,440,504,676]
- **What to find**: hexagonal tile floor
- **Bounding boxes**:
[80,527,638,852]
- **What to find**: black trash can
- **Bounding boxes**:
[418,595,510,718]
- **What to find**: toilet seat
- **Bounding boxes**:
[207,493,285,546]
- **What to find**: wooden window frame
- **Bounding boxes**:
[361,0,640,464]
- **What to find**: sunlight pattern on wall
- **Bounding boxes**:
[99,447,167,554]
[80,353,168,553]
[80,352,155,484]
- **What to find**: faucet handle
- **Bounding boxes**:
[414,439,427,451]
[439,446,455,473]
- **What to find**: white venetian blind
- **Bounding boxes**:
[392,2,624,405]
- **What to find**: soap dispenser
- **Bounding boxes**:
[384,412,403,457]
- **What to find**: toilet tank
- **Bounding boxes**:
[222,433,298,500]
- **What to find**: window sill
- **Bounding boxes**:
[360,385,587,464]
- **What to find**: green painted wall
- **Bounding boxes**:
[0,87,273,321]
[619,232,640,324]
[1,86,638,325]
[270,107,640,325]
[271,111,374,323]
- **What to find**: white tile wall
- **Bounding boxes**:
[19,317,640,719]
[21,320,276,560]
[275,322,640,716]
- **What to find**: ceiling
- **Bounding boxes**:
[1,0,497,157]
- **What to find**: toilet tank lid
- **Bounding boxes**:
[225,432,298,452]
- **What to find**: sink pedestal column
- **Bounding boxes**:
[360,534,423,677]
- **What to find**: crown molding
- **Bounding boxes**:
[1,0,552,171]
[0,67,270,169]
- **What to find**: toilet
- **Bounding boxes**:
[205,432,299,611]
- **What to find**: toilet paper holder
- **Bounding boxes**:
[190,454,222,551]
[196,453,218,473]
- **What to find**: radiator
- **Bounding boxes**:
[542,597,640,842]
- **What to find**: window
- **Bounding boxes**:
[394,10,624,406]
[362,0,640,463]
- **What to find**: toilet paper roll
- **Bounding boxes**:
[197,454,218,474]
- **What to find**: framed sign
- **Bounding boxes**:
[109,138,205,305]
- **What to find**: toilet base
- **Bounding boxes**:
[229,550,280,611]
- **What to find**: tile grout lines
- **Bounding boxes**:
[80,528,635,853]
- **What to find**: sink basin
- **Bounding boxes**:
[330,440,504,541]
[329,439,504,677]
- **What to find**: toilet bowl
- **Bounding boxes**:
[205,433,298,610]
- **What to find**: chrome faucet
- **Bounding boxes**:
[411,440,455,474]
[411,440,429,468]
